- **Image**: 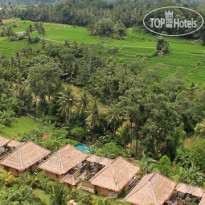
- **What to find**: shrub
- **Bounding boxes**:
[70,127,86,141]
[157,155,172,177]
[96,142,123,159]
[155,36,169,55]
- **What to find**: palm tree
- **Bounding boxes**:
[58,87,76,124]
[12,71,25,95]
[86,100,100,130]
[50,184,67,205]
[77,90,89,115]
[179,164,205,186]
[106,107,122,134]
[140,151,156,173]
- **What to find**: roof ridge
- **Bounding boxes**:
[148,181,158,205]
[125,173,155,199]
[58,150,65,173]
[112,162,120,190]
[19,146,23,170]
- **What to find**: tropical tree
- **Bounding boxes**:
[58,87,76,125]
[157,155,172,177]
[106,106,123,134]
[77,90,89,115]
[27,59,61,102]
[194,119,205,138]
[0,110,15,126]
[140,152,156,173]
[50,184,67,205]
[0,171,17,186]
[189,138,205,172]
[86,100,100,130]
[179,165,205,186]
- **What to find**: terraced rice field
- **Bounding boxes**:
[0,19,204,85]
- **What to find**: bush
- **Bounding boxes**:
[90,19,127,39]
[53,129,68,139]
[155,36,169,55]
[28,37,40,44]
[96,142,124,159]
[157,155,172,177]
[189,138,205,172]
[70,127,86,141]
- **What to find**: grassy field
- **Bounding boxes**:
[0,19,204,85]
[0,116,42,140]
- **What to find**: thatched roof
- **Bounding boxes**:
[175,183,191,194]
[125,172,176,205]
[7,140,22,148]
[87,155,113,166]
[90,156,140,192]
[176,183,204,197]
[191,187,205,198]
[0,136,10,147]
[61,174,79,186]
[38,144,88,175]
[0,141,50,171]
[199,193,205,205]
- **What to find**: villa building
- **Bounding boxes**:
[38,144,88,180]
[0,141,50,176]
[125,172,176,205]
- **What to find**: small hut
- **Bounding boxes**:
[38,144,88,180]
[176,183,204,203]
[89,156,140,197]
[199,193,205,205]
[0,141,50,176]
[0,136,10,155]
[125,172,176,205]
[61,173,79,189]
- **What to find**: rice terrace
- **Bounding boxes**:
[0,0,205,205]
[1,18,204,85]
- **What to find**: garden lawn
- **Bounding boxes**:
[0,116,42,140]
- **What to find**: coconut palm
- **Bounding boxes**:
[77,90,89,115]
[106,107,123,134]
[58,87,76,124]
[86,100,100,130]
[12,71,25,95]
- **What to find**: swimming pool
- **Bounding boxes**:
[75,144,90,153]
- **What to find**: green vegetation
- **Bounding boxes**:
[0,116,41,139]
[0,19,204,85]
[0,0,204,204]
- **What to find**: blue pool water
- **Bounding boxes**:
[75,144,90,153]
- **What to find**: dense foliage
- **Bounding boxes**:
[1,0,204,40]
[0,0,204,203]
[0,38,204,187]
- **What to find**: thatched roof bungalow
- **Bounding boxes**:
[176,183,204,198]
[0,136,10,147]
[38,144,88,180]
[125,172,176,205]
[87,155,113,167]
[199,193,205,205]
[61,174,80,188]
[0,141,50,176]
[90,156,140,197]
